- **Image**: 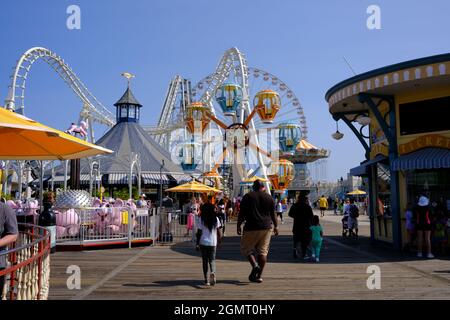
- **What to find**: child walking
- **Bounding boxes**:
[196,195,222,286]
[309,215,323,262]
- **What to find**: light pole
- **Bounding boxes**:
[159,159,165,214]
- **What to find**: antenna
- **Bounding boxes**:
[342,57,357,76]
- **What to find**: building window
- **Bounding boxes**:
[399,96,450,135]
[121,106,128,118]
[129,106,136,118]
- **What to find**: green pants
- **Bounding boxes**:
[310,239,322,258]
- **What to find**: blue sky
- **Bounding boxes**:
[1,0,449,181]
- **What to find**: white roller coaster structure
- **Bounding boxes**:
[4,47,116,143]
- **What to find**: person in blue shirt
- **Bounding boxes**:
[309,215,323,262]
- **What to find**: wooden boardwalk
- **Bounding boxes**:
[49,211,450,300]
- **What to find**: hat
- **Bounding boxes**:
[418,196,429,207]
[140,194,146,198]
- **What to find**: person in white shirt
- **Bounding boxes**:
[196,195,222,286]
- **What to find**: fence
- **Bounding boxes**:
[0,224,51,300]
[54,206,154,247]
[153,208,194,244]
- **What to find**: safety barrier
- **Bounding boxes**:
[0,224,51,300]
[154,209,194,244]
[54,206,154,247]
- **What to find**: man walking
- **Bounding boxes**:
[318,195,328,217]
[1,201,18,299]
[237,180,278,283]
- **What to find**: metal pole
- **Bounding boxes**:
[64,160,68,191]
[159,159,165,213]
[39,161,43,213]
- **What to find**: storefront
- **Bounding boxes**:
[326,53,450,249]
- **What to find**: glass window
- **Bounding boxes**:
[129,106,136,118]
[121,106,128,118]
[399,96,450,135]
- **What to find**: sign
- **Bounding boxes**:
[399,134,450,155]
[121,211,129,225]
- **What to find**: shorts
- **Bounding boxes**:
[348,217,358,229]
[416,224,432,231]
[276,212,283,217]
[320,207,326,211]
[240,229,272,257]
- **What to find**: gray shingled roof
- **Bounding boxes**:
[93,121,185,174]
[114,86,142,106]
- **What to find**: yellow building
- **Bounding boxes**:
[326,53,450,249]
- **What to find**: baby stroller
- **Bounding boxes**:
[341,215,349,237]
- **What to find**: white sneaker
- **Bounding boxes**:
[417,252,423,258]
[315,258,320,263]
[427,253,435,259]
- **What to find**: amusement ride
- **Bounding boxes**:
[1,46,329,200]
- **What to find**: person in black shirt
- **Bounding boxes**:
[237,180,278,283]
[288,194,314,259]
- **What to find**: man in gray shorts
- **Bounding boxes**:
[0,201,19,299]
[237,180,278,283]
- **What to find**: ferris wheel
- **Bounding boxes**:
[171,48,308,195]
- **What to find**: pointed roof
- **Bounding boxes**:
[94,121,184,174]
[114,86,142,106]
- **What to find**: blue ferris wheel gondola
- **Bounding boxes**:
[176,141,202,172]
[215,83,243,116]
[278,122,301,154]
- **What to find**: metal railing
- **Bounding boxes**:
[0,224,51,300]
[54,206,154,247]
[154,208,194,244]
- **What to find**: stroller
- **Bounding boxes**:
[341,215,349,237]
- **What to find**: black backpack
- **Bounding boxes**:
[349,204,359,218]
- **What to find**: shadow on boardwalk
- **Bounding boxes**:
[169,233,450,265]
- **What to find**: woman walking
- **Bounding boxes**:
[415,196,434,258]
[288,194,314,259]
[196,195,222,286]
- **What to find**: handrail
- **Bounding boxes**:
[0,223,51,300]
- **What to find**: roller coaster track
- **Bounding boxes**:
[4,47,116,142]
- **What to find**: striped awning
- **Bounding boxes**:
[170,174,193,184]
[141,173,170,185]
[107,173,132,184]
[80,174,101,184]
[392,148,450,171]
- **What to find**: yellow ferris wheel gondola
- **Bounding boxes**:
[267,159,295,192]
[253,89,281,124]
[185,102,211,134]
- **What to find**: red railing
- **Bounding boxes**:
[0,224,51,300]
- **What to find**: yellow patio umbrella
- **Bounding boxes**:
[347,189,367,195]
[240,176,269,184]
[166,180,222,194]
[0,107,112,160]
[0,107,113,208]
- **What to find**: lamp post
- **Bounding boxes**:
[159,159,165,214]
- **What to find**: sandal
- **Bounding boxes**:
[248,266,261,282]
